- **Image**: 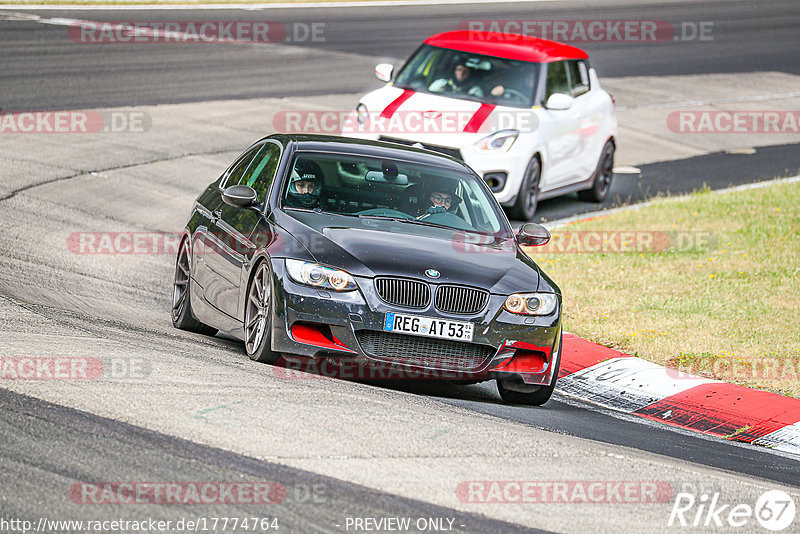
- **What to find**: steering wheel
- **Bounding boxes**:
[356,208,414,219]
[418,211,477,232]
[502,88,527,102]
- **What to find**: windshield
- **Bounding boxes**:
[281,151,511,236]
[394,44,540,109]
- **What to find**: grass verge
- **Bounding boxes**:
[527,179,800,398]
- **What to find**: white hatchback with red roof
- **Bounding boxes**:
[348,31,618,220]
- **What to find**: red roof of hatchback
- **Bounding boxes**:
[424,31,588,63]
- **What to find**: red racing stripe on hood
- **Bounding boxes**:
[379,89,415,119]
[463,103,495,133]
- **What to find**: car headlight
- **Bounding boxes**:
[475,129,519,152]
[355,103,369,125]
[285,259,357,291]
[504,293,558,315]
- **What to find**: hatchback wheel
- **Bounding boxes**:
[578,141,615,202]
[507,157,540,221]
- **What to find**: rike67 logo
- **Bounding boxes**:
[669,490,796,531]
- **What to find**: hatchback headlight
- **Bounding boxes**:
[285,259,357,291]
[504,293,558,315]
[475,129,519,152]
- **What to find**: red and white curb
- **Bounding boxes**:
[557,334,800,455]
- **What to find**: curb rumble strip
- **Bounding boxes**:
[557,334,800,456]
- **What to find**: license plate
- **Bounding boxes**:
[383,312,474,342]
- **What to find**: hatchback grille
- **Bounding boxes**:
[435,285,489,314]
[375,277,430,309]
[356,330,494,371]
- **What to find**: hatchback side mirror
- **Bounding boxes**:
[545,93,574,110]
[222,185,258,208]
[516,223,550,247]
[375,63,394,83]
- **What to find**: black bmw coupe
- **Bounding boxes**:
[172,134,562,405]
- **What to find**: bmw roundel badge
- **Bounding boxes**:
[425,269,440,279]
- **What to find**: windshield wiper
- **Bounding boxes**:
[357,214,460,231]
[283,207,321,214]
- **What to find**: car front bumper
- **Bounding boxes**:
[269,259,562,386]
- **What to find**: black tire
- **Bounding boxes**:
[507,156,541,221]
[578,141,615,202]
[496,334,562,406]
[171,239,217,336]
[244,260,279,364]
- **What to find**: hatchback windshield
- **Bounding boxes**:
[282,151,511,236]
[394,44,539,109]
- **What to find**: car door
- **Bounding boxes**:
[540,60,582,189]
[192,145,260,299]
[205,140,282,320]
[565,59,603,180]
[201,143,264,316]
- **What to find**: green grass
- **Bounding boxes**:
[527,179,800,398]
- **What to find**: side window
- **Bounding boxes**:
[545,61,570,100]
[223,145,262,188]
[239,142,281,202]
[567,60,590,97]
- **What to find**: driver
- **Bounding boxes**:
[429,63,485,98]
[285,159,324,209]
[418,179,462,217]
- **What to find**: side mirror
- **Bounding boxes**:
[374,63,394,83]
[517,223,550,247]
[545,93,574,111]
[222,185,258,208]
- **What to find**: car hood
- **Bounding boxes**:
[274,209,542,294]
[352,86,537,148]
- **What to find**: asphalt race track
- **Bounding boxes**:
[1,1,799,532]
[1,0,800,110]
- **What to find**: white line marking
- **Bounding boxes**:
[3,12,304,47]
[0,0,556,11]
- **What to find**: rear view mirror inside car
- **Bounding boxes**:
[365,170,409,185]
